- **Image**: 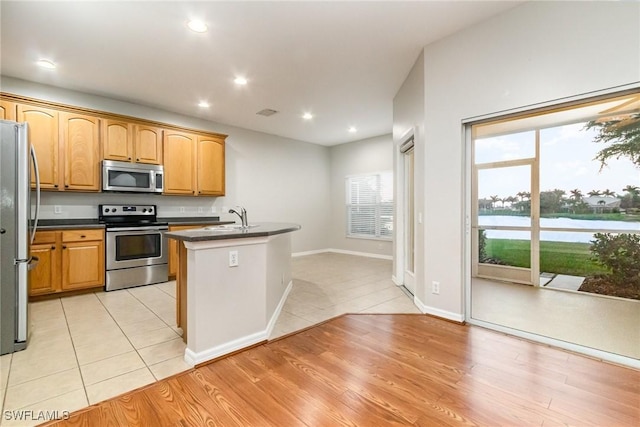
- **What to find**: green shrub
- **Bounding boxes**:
[590,233,640,288]
[478,229,487,262]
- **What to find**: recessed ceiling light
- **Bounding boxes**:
[187,20,208,33]
[198,101,210,108]
[234,77,248,85]
[302,113,313,120]
[348,126,357,133]
[36,59,56,69]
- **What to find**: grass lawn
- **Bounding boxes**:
[484,239,609,276]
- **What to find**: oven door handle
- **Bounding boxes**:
[106,226,169,233]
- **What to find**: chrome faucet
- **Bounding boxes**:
[229,206,248,228]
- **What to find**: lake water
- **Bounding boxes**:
[478,215,640,243]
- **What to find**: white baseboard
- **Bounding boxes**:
[184,280,294,366]
[391,275,401,286]
[292,249,328,257]
[184,330,267,366]
[265,280,293,337]
[293,248,392,260]
[414,297,465,323]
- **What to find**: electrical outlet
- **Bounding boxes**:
[198,207,203,213]
[179,207,185,213]
[54,205,62,214]
[229,250,239,267]
[432,281,440,295]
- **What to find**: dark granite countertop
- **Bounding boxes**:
[35,219,104,230]
[165,222,301,242]
[34,217,230,230]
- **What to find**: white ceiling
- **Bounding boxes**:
[1,1,522,146]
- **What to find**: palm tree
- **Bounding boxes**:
[588,190,602,197]
[489,195,500,210]
[622,185,640,196]
[602,189,616,197]
[569,188,583,202]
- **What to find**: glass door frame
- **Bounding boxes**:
[471,129,541,286]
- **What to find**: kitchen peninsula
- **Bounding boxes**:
[165,222,301,366]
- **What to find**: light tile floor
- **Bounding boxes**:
[0,253,417,426]
[271,253,420,339]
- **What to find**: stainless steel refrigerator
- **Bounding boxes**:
[0,120,40,355]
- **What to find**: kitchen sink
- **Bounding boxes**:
[202,224,260,231]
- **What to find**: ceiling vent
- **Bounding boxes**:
[256,108,278,117]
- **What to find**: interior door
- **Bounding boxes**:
[403,147,416,295]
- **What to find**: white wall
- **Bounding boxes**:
[394,1,640,319]
[328,134,394,257]
[2,77,331,253]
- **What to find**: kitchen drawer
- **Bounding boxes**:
[62,229,103,242]
[32,231,57,245]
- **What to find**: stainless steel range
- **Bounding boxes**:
[99,204,168,291]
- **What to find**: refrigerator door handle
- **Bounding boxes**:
[27,256,39,271]
[30,145,40,244]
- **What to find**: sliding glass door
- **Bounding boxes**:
[471,92,640,296]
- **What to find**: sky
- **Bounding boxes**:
[476,123,639,200]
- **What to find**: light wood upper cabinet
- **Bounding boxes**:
[0,100,15,121]
[135,124,163,164]
[197,135,225,196]
[163,130,197,195]
[103,119,133,162]
[17,104,60,190]
[163,131,225,196]
[61,112,101,191]
[103,120,162,164]
[17,105,100,192]
[6,94,226,196]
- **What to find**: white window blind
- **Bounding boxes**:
[346,172,393,240]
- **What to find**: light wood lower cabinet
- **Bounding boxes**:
[29,228,105,297]
[29,232,60,296]
[168,225,217,278]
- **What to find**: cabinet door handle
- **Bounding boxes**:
[54,184,58,188]
[51,246,55,250]
[0,228,5,234]
[128,157,132,160]
[80,235,86,238]
[62,245,67,249]
[64,184,69,188]
[136,158,139,161]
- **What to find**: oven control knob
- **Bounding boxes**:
[112,208,117,212]
[149,207,153,213]
[104,208,110,213]
[142,208,147,213]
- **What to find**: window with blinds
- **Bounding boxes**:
[346,172,393,240]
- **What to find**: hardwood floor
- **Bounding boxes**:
[44,314,639,426]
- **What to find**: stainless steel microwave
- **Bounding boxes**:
[102,160,164,194]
